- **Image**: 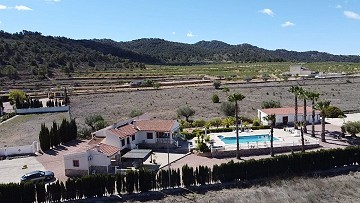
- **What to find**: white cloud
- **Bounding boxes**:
[186,31,196,37]
[260,8,275,17]
[14,5,33,11]
[344,11,360,20]
[336,4,342,9]
[0,4,7,10]
[172,31,176,35]
[281,21,295,27]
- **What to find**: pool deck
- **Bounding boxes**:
[207,129,319,150]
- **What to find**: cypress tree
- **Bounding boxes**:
[39,123,50,151]
[36,182,46,203]
[115,174,122,195]
[106,175,115,195]
[70,118,78,140]
[60,182,67,201]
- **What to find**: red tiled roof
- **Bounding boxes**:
[108,124,137,139]
[90,143,120,157]
[135,120,175,132]
[259,106,320,115]
[88,137,105,145]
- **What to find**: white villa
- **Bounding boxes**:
[64,115,180,176]
[258,106,321,126]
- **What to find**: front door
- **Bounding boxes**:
[283,116,288,126]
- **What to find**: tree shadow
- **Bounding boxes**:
[43,140,86,156]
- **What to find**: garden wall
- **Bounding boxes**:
[199,144,320,158]
[0,141,39,157]
[15,106,69,114]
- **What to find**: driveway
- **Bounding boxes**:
[0,156,45,183]
[36,140,90,182]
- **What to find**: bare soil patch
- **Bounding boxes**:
[0,112,69,147]
[70,77,360,129]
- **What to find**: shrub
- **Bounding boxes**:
[251,125,270,130]
[261,100,281,109]
[212,94,219,103]
[252,118,261,126]
[220,102,235,117]
[213,80,221,89]
[192,119,206,128]
[324,106,345,118]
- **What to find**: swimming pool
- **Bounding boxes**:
[218,134,279,145]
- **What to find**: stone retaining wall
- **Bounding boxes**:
[200,144,320,158]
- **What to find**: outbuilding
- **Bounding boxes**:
[258,106,321,126]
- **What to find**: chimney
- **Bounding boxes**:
[96,144,100,152]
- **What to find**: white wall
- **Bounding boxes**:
[104,133,121,148]
[258,109,320,126]
[64,151,90,171]
[16,106,69,114]
[0,142,38,156]
[89,150,111,167]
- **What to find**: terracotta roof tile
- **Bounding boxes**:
[108,124,137,139]
[259,106,320,115]
[135,120,175,132]
[88,137,105,145]
[90,143,120,157]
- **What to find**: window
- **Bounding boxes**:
[147,132,153,139]
[132,134,135,141]
[127,137,130,144]
[73,160,79,167]
[121,139,125,146]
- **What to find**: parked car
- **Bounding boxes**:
[20,170,54,182]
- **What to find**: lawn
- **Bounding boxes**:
[0,112,69,147]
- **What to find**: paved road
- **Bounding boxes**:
[0,156,45,183]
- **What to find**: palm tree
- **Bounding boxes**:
[315,100,331,142]
[289,86,302,129]
[296,121,305,152]
[299,88,309,133]
[307,91,320,137]
[228,93,246,159]
[264,114,276,157]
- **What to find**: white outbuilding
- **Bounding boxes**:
[258,106,321,126]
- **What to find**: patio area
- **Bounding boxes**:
[202,129,319,151]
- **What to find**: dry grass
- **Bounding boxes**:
[142,172,360,203]
[70,77,360,129]
[0,112,69,147]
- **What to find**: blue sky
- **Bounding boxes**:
[0,0,359,55]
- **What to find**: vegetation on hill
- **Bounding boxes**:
[0,30,146,80]
[1,30,360,82]
[115,38,360,64]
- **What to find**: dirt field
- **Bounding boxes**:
[0,112,69,147]
[138,172,360,203]
[70,77,360,128]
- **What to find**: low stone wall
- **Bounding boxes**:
[65,169,88,177]
[200,144,320,158]
[16,106,69,115]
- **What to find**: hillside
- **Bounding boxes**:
[0,30,148,81]
[1,30,360,82]
[115,38,360,64]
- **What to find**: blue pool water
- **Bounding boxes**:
[218,134,279,144]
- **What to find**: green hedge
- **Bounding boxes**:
[1,147,359,201]
[251,125,270,130]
